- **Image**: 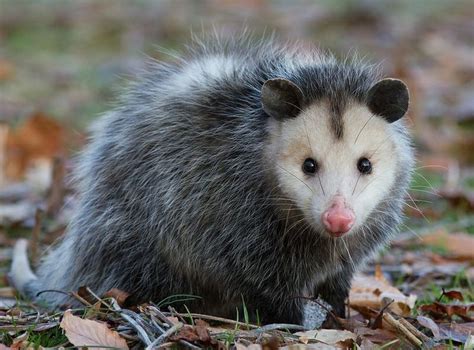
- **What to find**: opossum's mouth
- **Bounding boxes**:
[327,230,348,238]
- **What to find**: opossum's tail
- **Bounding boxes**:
[9,239,38,299]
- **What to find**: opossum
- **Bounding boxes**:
[11,36,414,325]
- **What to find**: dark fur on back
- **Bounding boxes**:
[27,35,413,323]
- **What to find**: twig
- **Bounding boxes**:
[83,287,154,346]
[398,318,431,344]
[145,322,183,350]
[382,313,422,348]
[256,323,306,332]
[30,209,43,266]
[46,156,66,215]
[70,291,94,307]
[147,305,174,327]
[162,312,260,329]
[109,299,153,346]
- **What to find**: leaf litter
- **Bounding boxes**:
[1,1,474,349]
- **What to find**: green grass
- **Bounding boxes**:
[26,326,68,348]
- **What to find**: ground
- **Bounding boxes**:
[0,1,473,349]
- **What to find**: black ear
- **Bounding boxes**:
[367,78,409,123]
[261,78,304,120]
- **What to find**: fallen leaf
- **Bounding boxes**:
[421,321,474,343]
[442,290,465,302]
[0,287,15,298]
[417,315,441,338]
[103,288,134,308]
[349,273,417,316]
[60,309,128,349]
[421,230,474,260]
[280,344,338,350]
[5,112,65,180]
[235,343,263,350]
[0,59,14,80]
[170,326,201,342]
[354,327,397,344]
[439,322,474,343]
[420,302,474,321]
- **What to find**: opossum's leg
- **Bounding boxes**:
[314,268,353,318]
[257,297,304,324]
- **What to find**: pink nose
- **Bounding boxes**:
[322,197,355,237]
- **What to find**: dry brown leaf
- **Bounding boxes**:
[60,309,128,349]
[354,327,397,345]
[5,112,65,180]
[0,287,15,298]
[170,326,201,342]
[442,290,465,302]
[419,302,474,321]
[349,273,417,316]
[103,288,132,307]
[0,59,14,80]
[280,344,338,350]
[421,230,474,260]
[235,343,263,350]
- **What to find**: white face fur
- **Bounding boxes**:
[267,100,399,237]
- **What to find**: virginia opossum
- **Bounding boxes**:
[11,36,414,324]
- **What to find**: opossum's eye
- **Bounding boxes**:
[302,158,318,175]
[357,157,372,174]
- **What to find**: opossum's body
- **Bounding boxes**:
[12,37,413,324]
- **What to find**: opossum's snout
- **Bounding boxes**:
[321,196,355,237]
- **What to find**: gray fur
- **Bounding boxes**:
[15,35,414,324]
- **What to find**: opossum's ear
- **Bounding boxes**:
[367,78,409,123]
[261,78,304,120]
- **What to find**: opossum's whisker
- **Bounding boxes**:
[302,113,314,154]
[277,164,314,194]
[368,135,391,159]
[399,223,422,241]
[284,216,310,233]
[352,173,362,196]
[405,192,430,223]
[355,175,379,198]
[414,165,448,171]
[412,172,437,192]
[283,202,293,237]
[407,198,432,204]
[317,174,326,196]
[409,188,440,196]
[354,114,376,145]
[341,237,356,272]
[285,101,303,112]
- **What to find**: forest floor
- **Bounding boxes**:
[0,1,473,349]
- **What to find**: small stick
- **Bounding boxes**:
[398,318,431,344]
[110,299,153,346]
[162,312,260,329]
[257,323,306,332]
[47,156,66,215]
[148,305,174,327]
[30,209,43,266]
[145,322,183,350]
[382,313,422,348]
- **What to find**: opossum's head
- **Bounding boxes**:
[263,77,412,238]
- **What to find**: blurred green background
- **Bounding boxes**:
[0,0,473,230]
[0,0,472,131]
